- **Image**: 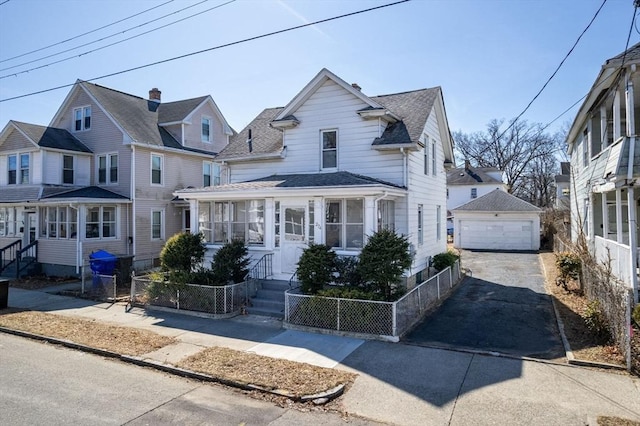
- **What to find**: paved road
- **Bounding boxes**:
[404,250,565,359]
[0,333,377,425]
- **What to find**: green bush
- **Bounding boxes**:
[583,300,610,344]
[211,239,250,284]
[334,256,363,287]
[432,251,460,271]
[633,304,640,326]
[297,243,337,294]
[317,286,383,301]
[358,228,411,302]
[555,252,581,281]
[160,232,206,272]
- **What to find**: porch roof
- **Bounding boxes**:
[0,185,79,203]
[591,137,640,192]
[174,171,407,200]
[41,186,130,202]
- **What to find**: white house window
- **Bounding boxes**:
[39,206,77,239]
[63,155,74,184]
[325,198,364,250]
[378,199,395,231]
[201,117,211,142]
[418,204,423,245]
[0,207,20,236]
[73,106,91,131]
[203,161,220,186]
[436,205,442,241]
[424,135,429,175]
[151,210,164,240]
[432,139,437,176]
[321,129,337,169]
[471,188,477,199]
[85,206,116,239]
[203,200,264,245]
[98,154,118,184]
[9,153,30,185]
[151,153,163,185]
[582,130,589,167]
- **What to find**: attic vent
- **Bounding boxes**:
[247,128,253,153]
[351,83,361,91]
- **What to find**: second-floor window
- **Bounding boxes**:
[74,106,91,132]
[98,154,118,184]
[582,129,589,167]
[321,129,337,169]
[471,188,477,199]
[417,204,423,245]
[424,138,429,175]
[203,161,220,187]
[201,117,211,142]
[151,153,163,185]
[432,139,437,176]
[63,155,74,184]
[8,153,29,185]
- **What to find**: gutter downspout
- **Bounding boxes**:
[624,66,638,303]
[400,147,411,278]
[69,203,80,274]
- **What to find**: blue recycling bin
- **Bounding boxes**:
[89,250,117,287]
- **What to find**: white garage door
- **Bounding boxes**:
[459,220,535,251]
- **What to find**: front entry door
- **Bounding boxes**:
[281,206,306,274]
[23,211,36,245]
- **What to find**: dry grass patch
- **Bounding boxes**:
[179,347,357,397]
[597,416,640,426]
[539,252,624,366]
[0,311,176,356]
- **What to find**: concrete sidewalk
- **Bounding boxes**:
[5,285,640,425]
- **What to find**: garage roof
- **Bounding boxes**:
[453,189,540,212]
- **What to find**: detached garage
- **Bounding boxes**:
[452,189,541,251]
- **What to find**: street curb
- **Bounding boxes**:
[0,326,345,404]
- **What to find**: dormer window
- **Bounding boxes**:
[321,129,337,169]
[201,117,211,142]
[73,106,91,132]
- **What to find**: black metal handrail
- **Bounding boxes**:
[0,240,21,276]
[16,240,38,279]
[247,253,273,281]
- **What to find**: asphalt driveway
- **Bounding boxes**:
[404,250,565,359]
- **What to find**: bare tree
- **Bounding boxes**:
[454,119,563,207]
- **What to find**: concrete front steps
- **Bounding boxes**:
[247,279,290,318]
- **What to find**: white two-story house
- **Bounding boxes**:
[566,42,639,302]
[175,68,455,285]
[0,81,232,277]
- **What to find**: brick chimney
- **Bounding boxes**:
[351,83,361,91]
[149,88,161,103]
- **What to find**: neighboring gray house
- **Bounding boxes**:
[0,81,233,276]
[566,42,639,300]
[452,189,541,251]
[554,162,571,210]
[175,68,456,284]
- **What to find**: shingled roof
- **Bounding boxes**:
[42,186,129,200]
[447,166,503,185]
[12,121,91,153]
[158,96,208,123]
[216,107,284,160]
[453,189,540,212]
[605,41,640,68]
[371,88,439,146]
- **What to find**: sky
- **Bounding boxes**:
[0,0,637,138]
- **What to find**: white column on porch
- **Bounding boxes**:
[313,197,323,244]
[616,189,624,243]
[600,106,607,149]
[364,196,376,242]
[189,200,198,234]
[613,89,621,141]
[601,193,609,238]
[625,69,638,301]
[264,198,274,249]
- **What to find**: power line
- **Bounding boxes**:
[0,0,175,64]
[0,0,213,73]
[0,0,410,103]
[0,0,10,6]
[0,0,236,79]
[495,0,608,141]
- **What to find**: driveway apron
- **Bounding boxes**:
[404,251,565,359]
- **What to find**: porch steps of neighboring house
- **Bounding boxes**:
[0,257,40,279]
[247,279,289,318]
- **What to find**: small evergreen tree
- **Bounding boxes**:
[160,232,205,272]
[297,243,337,294]
[358,229,412,301]
[211,239,250,283]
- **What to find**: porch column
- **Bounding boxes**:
[616,189,624,243]
[364,196,376,240]
[601,193,608,238]
[613,89,621,141]
[264,198,274,249]
[625,71,638,301]
[313,197,323,244]
[189,200,198,234]
[600,106,607,149]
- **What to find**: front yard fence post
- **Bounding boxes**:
[176,289,180,310]
[626,290,632,372]
[337,299,341,331]
[437,275,441,299]
[392,302,397,337]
